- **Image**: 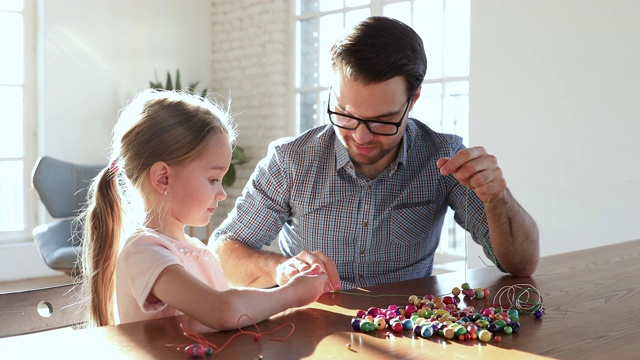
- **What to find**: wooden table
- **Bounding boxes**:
[2,239,639,359]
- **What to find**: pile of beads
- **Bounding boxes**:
[350,283,542,343]
[452,282,490,299]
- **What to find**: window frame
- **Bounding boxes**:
[0,0,38,244]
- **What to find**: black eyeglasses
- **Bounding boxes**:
[326,90,411,136]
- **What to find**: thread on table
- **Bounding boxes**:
[164,314,295,355]
[492,284,543,314]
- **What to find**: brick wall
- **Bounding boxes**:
[206,0,294,233]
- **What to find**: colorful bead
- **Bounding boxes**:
[185,344,210,358]
[478,330,492,342]
[533,309,544,318]
[391,321,403,332]
[420,326,433,338]
[359,320,377,332]
[351,317,361,331]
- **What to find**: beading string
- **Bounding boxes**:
[165,314,295,355]
[464,187,498,269]
[492,284,543,314]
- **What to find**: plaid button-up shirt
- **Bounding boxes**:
[213,119,501,289]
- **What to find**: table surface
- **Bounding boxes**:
[2,239,639,359]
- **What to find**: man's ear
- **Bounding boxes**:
[149,161,170,195]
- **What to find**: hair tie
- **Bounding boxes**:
[109,159,120,174]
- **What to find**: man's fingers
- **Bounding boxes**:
[310,250,341,291]
[439,147,486,176]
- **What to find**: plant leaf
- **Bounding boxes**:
[166,71,173,90]
[175,69,182,90]
[225,164,236,187]
[232,146,247,165]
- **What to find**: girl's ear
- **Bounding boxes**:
[149,161,170,195]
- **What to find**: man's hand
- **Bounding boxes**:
[437,146,507,202]
[276,250,341,293]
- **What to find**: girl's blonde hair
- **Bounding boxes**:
[80,89,236,327]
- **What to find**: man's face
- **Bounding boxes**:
[330,72,419,178]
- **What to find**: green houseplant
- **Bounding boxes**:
[149,69,247,187]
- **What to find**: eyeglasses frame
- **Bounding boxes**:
[326,89,412,136]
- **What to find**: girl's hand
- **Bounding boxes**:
[286,264,328,306]
[276,250,341,293]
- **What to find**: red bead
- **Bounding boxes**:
[392,322,403,332]
[185,344,207,358]
[443,296,455,305]
[483,288,490,298]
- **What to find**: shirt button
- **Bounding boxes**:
[368,185,372,190]
[360,249,365,255]
[358,274,364,279]
[363,221,368,228]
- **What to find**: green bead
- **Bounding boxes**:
[503,326,513,335]
[494,319,507,330]
[455,326,467,336]
[359,321,377,332]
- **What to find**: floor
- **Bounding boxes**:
[0,274,73,293]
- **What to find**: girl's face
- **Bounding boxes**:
[164,133,232,229]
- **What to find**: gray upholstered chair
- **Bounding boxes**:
[31,156,104,275]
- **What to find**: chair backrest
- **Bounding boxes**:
[0,283,81,338]
[31,156,104,218]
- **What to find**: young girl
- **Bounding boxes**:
[81,89,327,329]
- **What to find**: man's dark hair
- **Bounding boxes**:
[330,16,427,96]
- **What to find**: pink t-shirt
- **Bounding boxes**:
[116,228,229,324]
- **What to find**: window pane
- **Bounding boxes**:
[0,12,24,85]
[0,0,22,11]
[383,1,411,25]
[443,81,469,143]
[298,92,318,131]
[0,86,23,157]
[345,0,369,7]
[297,0,318,15]
[297,18,319,88]
[345,8,370,32]
[444,0,469,77]
[414,0,444,79]
[0,160,24,231]
[319,0,344,12]
[318,13,344,87]
[412,83,442,132]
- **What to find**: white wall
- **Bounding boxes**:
[467,0,640,266]
[40,0,215,164]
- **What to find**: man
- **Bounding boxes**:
[211,16,539,291]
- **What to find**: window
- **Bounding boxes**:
[295,0,470,258]
[0,0,35,243]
